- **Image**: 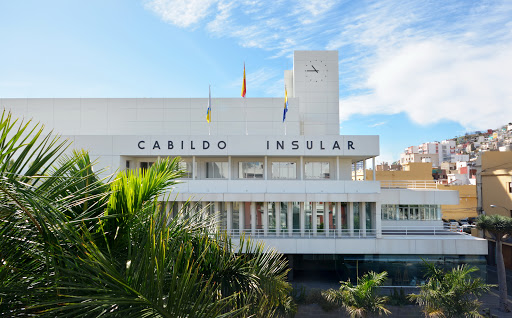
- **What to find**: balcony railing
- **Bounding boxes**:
[224,228,377,238]
[220,226,467,238]
[380,180,438,189]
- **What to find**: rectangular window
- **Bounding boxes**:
[305,162,330,179]
[232,202,240,233]
[140,161,154,173]
[508,182,512,193]
[206,162,228,178]
[179,161,193,178]
[305,202,312,230]
[271,162,297,179]
[239,161,264,179]
[280,202,288,231]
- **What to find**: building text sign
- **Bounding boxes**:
[131,135,379,157]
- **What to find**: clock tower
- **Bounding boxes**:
[289,51,339,135]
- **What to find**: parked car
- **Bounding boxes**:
[461,224,476,234]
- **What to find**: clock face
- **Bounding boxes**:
[305,59,328,82]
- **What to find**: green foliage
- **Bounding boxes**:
[409,263,492,318]
[388,288,413,306]
[323,271,391,318]
[477,214,512,239]
[0,111,294,317]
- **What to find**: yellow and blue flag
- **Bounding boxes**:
[282,87,288,122]
[206,85,212,123]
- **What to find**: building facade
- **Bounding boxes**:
[2,50,487,284]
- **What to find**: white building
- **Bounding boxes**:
[1,50,487,284]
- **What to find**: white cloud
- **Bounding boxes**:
[144,0,512,130]
[144,0,217,28]
[341,39,512,131]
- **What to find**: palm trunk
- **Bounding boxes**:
[496,237,510,312]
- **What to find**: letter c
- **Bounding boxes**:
[138,141,145,149]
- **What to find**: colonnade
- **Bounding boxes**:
[168,201,382,238]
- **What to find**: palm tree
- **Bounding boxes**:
[0,111,294,317]
[477,214,512,312]
[323,271,390,318]
[409,262,492,317]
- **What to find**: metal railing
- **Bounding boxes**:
[380,180,438,189]
[222,226,468,238]
[224,228,377,238]
[382,225,466,236]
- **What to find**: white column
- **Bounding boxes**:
[228,156,231,180]
[300,156,304,180]
[166,201,173,224]
[372,157,376,181]
[324,203,329,237]
[276,202,281,236]
[361,202,366,237]
[227,202,232,234]
[312,202,317,236]
[263,202,268,237]
[376,202,382,238]
[363,160,367,180]
[288,202,293,236]
[178,201,183,220]
[192,156,196,180]
[336,202,342,236]
[348,202,354,236]
[202,201,208,222]
[264,156,268,180]
[239,202,245,234]
[300,202,305,237]
[251,202,256,236]
[336,156,340,180]
[215,201,221,232]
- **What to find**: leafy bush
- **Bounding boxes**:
[388,288,413,306]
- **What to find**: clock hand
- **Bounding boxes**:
[312,65,318,73]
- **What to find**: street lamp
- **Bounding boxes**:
[490,204,511,217]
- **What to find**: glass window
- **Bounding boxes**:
[206,161,228,178]
[239,161,264,179]
[140,161,154,173]
[268,202,276,233]
[353,202,360,229]
[280,202,288,231]
[305,161,330,179]
[271,162,297,179]
[366,202,372,229]
[179,161,193,178]
[305,202,312,230]
[292,202,300,231]
[256,202,264,230]
[232,202,240,232]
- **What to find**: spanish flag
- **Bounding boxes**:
[241,63,246,98]
[206,85,211,123]
[283,87,288,122]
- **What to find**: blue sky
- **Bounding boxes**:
[1,0,511,163]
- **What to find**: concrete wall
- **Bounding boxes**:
[439,184,477,220]
[479,151,512,216]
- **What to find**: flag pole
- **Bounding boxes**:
[209,84,211,135]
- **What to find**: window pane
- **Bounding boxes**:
[206,162,227,178]
[239,161,263,179]
[305,162,330,179]
[271,162,296,179]
[280,202,288,230]
[179,161,192,178]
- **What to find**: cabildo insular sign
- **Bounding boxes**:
[132,136,379,157]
